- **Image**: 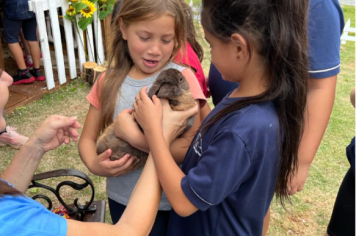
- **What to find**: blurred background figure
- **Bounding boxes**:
[3,0,44,85]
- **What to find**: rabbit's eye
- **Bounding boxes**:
[179,77,183,81]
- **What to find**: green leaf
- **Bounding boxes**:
[78,17,93,30]
[99,10,109,20]
[29,188,39,193]
[64,14,75,22]
[107,0,115,4]
[75,2,88,12]
[107,4,113,13]
[99,3,107,9]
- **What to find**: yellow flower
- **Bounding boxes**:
[80,0,97,18]
[66,5,76,17]
[68,0,78,2]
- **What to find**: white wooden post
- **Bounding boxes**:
[341,19,356,44]
[31,0,55,89]
[29,0,107,89]
[48,0,66,85]
[86,24,95,62]
[93,3,105,65]
[75,15,86,72]
[60,0,77,79]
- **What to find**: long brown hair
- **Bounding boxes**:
[201,0,309,205]
[98,0,187,133]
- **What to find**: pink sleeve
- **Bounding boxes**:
[86,73,106,110]
[181,68,207,108]
[174,43,208,98]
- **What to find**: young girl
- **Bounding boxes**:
[78,0,206,235]
[133,0,309,235]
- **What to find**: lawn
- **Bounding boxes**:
[0,4,354,235]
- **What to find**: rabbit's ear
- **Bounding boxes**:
[157,84,182,98]
[148,84,161,99]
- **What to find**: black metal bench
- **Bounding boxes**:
[28,169,105,222]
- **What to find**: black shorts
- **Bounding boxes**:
[3,16,37,44]
[327,168,355,236]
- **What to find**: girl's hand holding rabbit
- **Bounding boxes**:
[133,87,198,145]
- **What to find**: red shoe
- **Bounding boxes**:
[30,68,45,81]
[12,69,35,85]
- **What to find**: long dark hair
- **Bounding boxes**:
[201,0,309,204]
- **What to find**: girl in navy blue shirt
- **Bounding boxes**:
[133,0,309,235]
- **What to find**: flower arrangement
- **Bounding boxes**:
[65,0,115,30]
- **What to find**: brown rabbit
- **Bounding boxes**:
[96,68,196,169]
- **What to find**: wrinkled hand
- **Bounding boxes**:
[287,162,310,195]
[28,115,81,154]
[113,108,142,141]
[94,150,141,177]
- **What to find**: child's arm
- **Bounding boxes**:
[79,105,140,177]
[115,102,201,165]
[288,77,336,194]
[66,154,161,236]
[133,89,199,216]
[169,100,201,164]
[114,108,150,153]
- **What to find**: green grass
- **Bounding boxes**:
[0,3,354,234]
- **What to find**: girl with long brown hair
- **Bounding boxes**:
[78,0,206,234]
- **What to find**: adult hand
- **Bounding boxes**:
[94,150,141,177]
[287,162,310,195]
[27,115,81,155]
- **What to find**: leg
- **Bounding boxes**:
[327,168,355,236]
[262,208,270,236]
[3,17,35,84]
[23,17,44,81]
[23,18,40,69]
[19,30,31,56]
[7,43,26,70]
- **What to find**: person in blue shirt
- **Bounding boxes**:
[132,0,309,235]
[206,0,345,234]
[326,87,355,236]
[0,77,197,235]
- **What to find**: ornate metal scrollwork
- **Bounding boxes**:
[28,169,96,221]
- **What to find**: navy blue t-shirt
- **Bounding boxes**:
[4,0,35,20]
[167,95,280,236]
[208,0,344,106]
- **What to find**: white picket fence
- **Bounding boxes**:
[28,0,105,90]
[341,18,356,44]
